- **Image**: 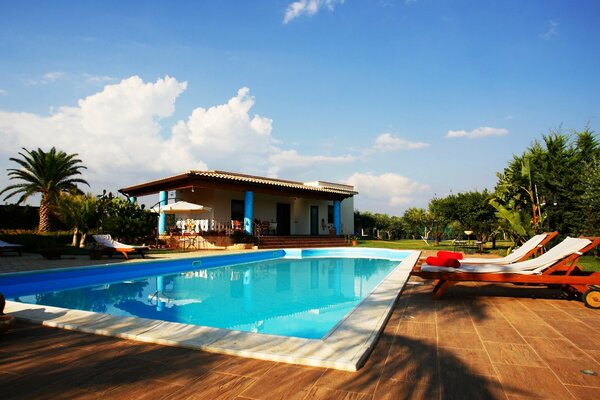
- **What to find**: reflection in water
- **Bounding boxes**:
[16,257,397,339]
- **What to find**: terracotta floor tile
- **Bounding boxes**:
[436,317,476,333]
[97,379,185,400]
[476,326,526,344]
[564,384,600,400]
[239,363,324,400]
[438,347,497,377]
[304,386,372,400]
[544,357,600,387]
[495,364,575,399]
[484,342,545,367]
[525,337,588,361]
[437,330,484,350]
[381,340,438,385]
[163,372,255,400]
[509,321,561,338]
[399,321,437,341]
[373,379,439,400]
[588,350,600,364]
[439,371,506,400]
[212,355,275,378]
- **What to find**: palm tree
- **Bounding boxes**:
[0,147,88,232]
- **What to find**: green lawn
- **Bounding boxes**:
[356,239,600,272]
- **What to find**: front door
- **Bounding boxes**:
[276,203,291,236]
[310,206,319,235]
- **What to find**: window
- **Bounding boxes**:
[231,200,244,221]
[328,205,334,224]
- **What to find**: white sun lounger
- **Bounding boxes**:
[421,237,591,274]
[0,239,23,256]
[458,232,558,265]
[92,234,148,259]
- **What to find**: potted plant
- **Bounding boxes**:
[350,235,359,246]
[328,225,336,237]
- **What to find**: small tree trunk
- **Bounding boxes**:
[38,193,51,232]
[72,226,79,247]
[79,232,87,248]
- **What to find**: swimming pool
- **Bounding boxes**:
[3,248,420,370]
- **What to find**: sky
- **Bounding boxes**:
[1,0,599,215]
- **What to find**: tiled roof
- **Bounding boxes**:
[189,170,357,196]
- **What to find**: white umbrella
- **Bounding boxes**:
[152,201,212,214]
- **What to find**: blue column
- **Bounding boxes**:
[156,275,165,312]
[244,191,254,234]
[158,191,167,234]
[334,200,341,235]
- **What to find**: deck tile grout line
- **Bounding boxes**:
[466,298,510,400]
[494,297,581,399]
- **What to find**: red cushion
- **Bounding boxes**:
[425,256,461,268]
[437,251,464,260]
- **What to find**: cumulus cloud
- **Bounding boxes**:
[539,20,559,40]
[346,172,429,214]
[0,76,356,196]
[372,133,429,152]
[283,0,345,24]
[446,126,509,139]
[268,149,355,177]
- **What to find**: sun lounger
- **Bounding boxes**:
[92,234,148,259]
[411,236,600,308]
[457,232,558,264]
[0,239,23,256]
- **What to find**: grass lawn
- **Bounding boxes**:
[356,239,600,272]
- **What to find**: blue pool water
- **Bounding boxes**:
[1,249,409,339]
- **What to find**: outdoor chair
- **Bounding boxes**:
[0,239,23,256]
[458,231,558,264]
[411,236,600,308]
[92,234,148,259]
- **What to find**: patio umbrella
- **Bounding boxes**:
[152,201,212,214]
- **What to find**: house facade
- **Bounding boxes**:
[119,170,357,237]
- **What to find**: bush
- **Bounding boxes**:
[0,230,73,252]
[230,230,256,244]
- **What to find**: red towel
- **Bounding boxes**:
[425,256,461,268]
[437,251,464,260]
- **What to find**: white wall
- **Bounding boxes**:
[175,187,355,235]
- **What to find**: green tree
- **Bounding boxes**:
[54,192,99,247]
[97,192,156,242]
[0,147,88,232]
[401,207,431,239]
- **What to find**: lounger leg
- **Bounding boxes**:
[120,251,129,259]
[432,280,457,300]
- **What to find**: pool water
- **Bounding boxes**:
[9,256,399,339]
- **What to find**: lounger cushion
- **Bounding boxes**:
[425,256,461,268]
[437,251,463,260]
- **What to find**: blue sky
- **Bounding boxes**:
[1,0,599,214]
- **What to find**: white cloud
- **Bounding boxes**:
[346,172,429,214]
[283,0,345,24]
[446,126,509,139]
[83,73,116,84]
[268,149,355,177]
[539,20,559,40]
[25,71,67,86]
[0,89,6,96]
[372,133,429,152]
[0,76,355,196]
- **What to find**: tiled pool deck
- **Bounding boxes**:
[1,252,600,399]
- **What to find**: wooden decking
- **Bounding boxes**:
[2,279,600,399]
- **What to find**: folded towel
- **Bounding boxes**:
[437,251,464,260]
[425,256,461,268]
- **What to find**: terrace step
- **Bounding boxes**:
[257,235,350,249]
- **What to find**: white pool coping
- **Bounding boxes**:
[5,249,420,371]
